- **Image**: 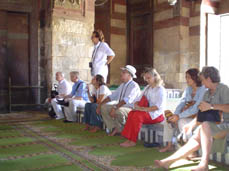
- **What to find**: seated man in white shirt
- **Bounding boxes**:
[97,65,141,136]
[51,72,72,120]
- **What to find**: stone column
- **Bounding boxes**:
[45,0,95,90]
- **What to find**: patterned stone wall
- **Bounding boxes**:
[51,17,93,83]
[44,0,94,90]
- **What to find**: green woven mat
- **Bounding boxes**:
[0,111,229,170]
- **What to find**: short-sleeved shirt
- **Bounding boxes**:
[203,83,229,121]
[92,85,111,101]
[57,79,72,95]
[91,42,115,79]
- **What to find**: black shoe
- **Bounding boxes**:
[143,142,160,148]
[63,120,73,123]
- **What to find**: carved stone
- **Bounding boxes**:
[54,0,80,9]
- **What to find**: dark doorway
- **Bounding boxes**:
[7,12,32,107]
[0,11,35,112]
[127,0,153,85]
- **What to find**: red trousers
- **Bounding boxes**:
[121,111,164,143]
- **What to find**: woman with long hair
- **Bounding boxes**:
[90,29,115,83]
[159,68,207,153]
[84,74,111,132]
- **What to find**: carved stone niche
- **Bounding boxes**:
[54,0,81,9]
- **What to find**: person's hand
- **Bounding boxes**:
[168,115,179,123]
[199,101,211,112]
[109,107,116,118]
[183,123,193,136]
[134,103,142,110]
[134,102,139,107]
[96,105,101,114]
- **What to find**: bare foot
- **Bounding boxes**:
[191,163,208,171]
[120,140,136,147]
[159,145,174,153]
[89,126,101,133]
[108,128,118,136]
[154,160,169,170]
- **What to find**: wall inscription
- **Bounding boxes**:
[54,0,81,9]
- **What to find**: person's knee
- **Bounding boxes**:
[202,121,210,128]
[85,103,91,108]
[101,104,108,113]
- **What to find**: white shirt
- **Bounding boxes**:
[91,42,115,80]
[92,85,112,101]
[109,79,141,108]
[57,79,72,95]
[136,85,166,120]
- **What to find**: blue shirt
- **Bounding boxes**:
[174,86,207,118]
[71,80,89,101]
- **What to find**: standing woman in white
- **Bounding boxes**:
[90,30,115,83]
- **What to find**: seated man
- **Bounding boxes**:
[160,68,207,152]
[155,66,229,171]
[97,65,141,136]
[62,71,89,122]
[50,72,72,119]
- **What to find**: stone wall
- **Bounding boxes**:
[153,0,202,89]
[44,0,94,90]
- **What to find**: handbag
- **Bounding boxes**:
[197,110,222,123]
[138,95,149,107]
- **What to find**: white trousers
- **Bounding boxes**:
[163,118,193,143]
[51,98,64,118]
[64,99,87,122]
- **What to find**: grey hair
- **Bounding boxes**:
[200,66,220,83]
[56,72,65,77]
[142,67,164,86]
[70,71,80,78]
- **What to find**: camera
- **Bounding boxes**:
[89,62,92,68]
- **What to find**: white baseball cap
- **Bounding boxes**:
[121,65,137,78]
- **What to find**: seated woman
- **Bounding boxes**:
[84,75,111,132]
[120,67,165,147]
[160,68,207,152]
[155,66,229,171]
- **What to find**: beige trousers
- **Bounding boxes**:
[101,104,132,132]
[162,118,193,142]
